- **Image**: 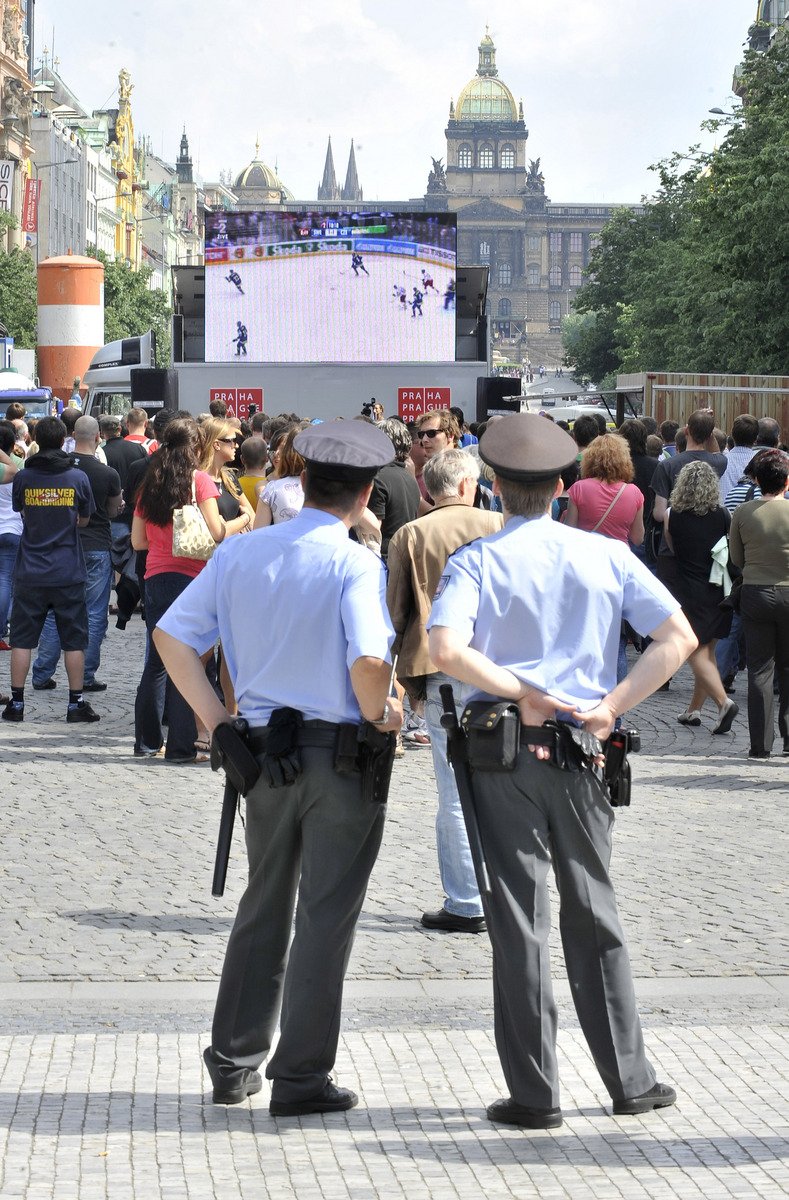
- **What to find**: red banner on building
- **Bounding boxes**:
[21,178,39,233]
[209,386,263,420]
[397,386,451,420]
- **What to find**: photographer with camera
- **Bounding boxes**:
[427,414,697,1130]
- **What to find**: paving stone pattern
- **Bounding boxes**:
[1,619,787,1198]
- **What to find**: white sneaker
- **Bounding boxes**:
[677,710,702,726]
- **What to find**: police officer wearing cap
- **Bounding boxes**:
[155,420,403,1116]
[427,413,697,1129]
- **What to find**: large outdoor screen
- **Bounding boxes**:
[204,211,457,363]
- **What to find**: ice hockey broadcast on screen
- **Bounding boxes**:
[204,211,457,364]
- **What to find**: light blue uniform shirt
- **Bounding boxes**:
[427,514,679,709]
[157,507,394,726]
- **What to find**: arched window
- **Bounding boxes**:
[527,264,539,286]
[549,301,562,322]
[498,262,512,287]
[498,298,512,317]
[479,240,490,261]
[458,145,472,169]
[549,266,562,287]
[479,146,494,169]
[500,146,515,169]
[569,265,583,286]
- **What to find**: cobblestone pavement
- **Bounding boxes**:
[0,621,787,1197]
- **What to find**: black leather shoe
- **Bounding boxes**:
[421,908,486,933]
[66,700,101,723]
[486,1098,563,1128]
[83,680,108,692]
[613,1082,676,1115]
[32,679,56,690]
[211,1068,263,1105]
[269,1080,358,1117]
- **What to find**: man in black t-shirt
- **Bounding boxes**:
[4,417,98,723]
[367,418,420,560]
[32,417,122,692]
[650,410,727,558]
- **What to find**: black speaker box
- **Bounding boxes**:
[130,368,179,413]
[475,377,522,422]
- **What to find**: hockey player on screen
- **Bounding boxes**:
[233,321,248,356]
[411,287,424,318]
[397,286,408,313]
[420,268,439,294]
[443,278,456,311]
[225,269,245,294]
[351,252,370,277]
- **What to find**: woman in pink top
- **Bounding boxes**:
[565,434,644,545]
[565,434,644,680]
[131,419,229,763]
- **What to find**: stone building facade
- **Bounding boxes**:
[431,33,639,367]
[0,0,33,251]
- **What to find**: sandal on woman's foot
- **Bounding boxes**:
[677,710,702,726]
[194,738,211,754]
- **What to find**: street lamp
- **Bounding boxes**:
[30,157,79,264]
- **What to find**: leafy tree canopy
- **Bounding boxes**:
[86,247,171,366]
[563,33,789,381]
[0,239,37,348]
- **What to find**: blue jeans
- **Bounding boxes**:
[32,550,112,685]
[134,571,197,759]
[715,612,743,682]
[424,672,483,918]
[0,532,20,638]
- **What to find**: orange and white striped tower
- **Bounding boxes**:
[37,253,104,407]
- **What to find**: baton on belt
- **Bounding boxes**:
[439,683,491,896]
[210,718,261,898]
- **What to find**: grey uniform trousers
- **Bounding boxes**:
[471,752,656,1110]
[204,745,386,1104]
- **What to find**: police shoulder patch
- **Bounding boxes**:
[433,575,450,600]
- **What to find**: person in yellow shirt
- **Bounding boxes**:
[237,436,269,508]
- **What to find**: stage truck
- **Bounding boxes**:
[85,210,494,423]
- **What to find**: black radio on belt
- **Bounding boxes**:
[603,727,641,807]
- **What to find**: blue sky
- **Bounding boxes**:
[36,0,749,204]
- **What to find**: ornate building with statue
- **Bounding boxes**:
[427,32,639,366]
[0,0,34,251]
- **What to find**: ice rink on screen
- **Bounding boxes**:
[205,252,456,363]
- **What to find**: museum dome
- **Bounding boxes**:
[234,140,294,199]
[455,33,519,123]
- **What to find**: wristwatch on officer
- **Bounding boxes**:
[369,703,390,726]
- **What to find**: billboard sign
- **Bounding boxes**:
[397,386,451,420]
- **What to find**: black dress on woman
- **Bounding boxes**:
[667,507,732,645]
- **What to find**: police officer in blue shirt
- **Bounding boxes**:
[428,414,697,1130]
[155,421,403,1116]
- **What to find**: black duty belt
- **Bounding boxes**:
[247,719,343,754]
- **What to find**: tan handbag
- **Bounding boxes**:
[172,472,216,561]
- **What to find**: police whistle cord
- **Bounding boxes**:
[439,683,492,896]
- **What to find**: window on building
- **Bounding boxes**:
[498,262,512,286]
[527,234,540,251]
[479,146,494,169]
[569,265,583,286]
[527,263,539,286]
[549,301,562,323]
[549,266,562,287]
[498,298,512,317]
[479,240,490,261]
[500,146,515,169]
[549,231,562,252]
[458,145,472,169]
[589,234,601,252]
[569,232,583,253]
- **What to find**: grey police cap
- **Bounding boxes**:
[294,419,394,484]
[479,413,578,483]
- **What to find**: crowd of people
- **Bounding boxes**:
[1,394,787,1125]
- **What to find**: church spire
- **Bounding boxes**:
[318,136,340,202]
[177,126,193,183]
[341,139,362,203]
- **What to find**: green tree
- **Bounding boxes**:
[0,239,37,348]
[566,32,789,380]
[86,247,171,366]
